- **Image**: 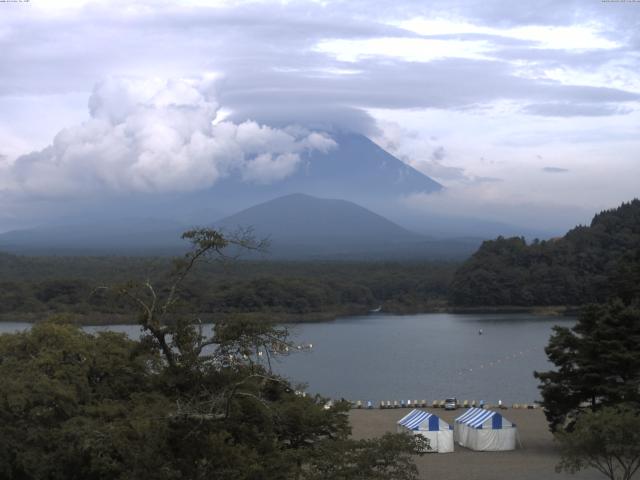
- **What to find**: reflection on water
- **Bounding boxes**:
[0,313,573,403]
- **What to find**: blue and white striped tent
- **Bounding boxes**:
[397,409,454,453]
[454,408,517,451]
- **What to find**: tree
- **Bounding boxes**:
[0,318,164,480]
[449,199,640,307]
[556,405,640,480]
[0,228,423,479]
[304,433,427,480]
[535,301,640,432]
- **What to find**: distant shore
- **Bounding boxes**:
[0,304,580,326]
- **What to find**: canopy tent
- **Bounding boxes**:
[397,409,454,453]
[454,407,517,451]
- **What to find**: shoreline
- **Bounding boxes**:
[0,304,580,326]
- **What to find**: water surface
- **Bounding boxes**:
[1,313,571,403]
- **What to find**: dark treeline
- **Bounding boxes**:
[450,199,640,306]
[0,254,456,323]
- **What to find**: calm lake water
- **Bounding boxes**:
[0,313,573,404]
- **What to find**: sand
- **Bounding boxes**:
[349,408,622,480]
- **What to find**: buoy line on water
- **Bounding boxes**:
[456,347,537,376]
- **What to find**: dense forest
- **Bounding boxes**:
[450,199,640,306]
[0,254,456,324]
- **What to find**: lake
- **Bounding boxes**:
[0,313,572,404]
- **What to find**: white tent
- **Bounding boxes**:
[397,409,454,453]
[454,407,517,451]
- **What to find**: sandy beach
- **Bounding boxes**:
[349,408,621,480]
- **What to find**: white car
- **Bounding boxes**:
[444,397,458,410]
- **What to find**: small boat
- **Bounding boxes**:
[369,306,382,313]
[478,329,483,335]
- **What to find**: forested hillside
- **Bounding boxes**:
[449,200,640,306]
[0,255,456,323]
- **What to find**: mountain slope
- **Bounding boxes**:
[0,218,189,255]
[217,193,481,259]
[186,133,442,215]
[217,193,420,243]
[449,199,640,306]
[0,194,480,259]
[279,133,442,200]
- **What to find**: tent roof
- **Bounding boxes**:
[455,408,513,429]
[397,409,449,431]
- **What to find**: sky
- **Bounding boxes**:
[0,0,639,233]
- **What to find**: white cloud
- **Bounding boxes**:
[5,77,336,197]
[1,0,639,233]
[242,152,300,184]
[398,17,621,51]
[371,121,470,183]
[368,105,640,231]
[507,24,620,51]
[315,37,494,63]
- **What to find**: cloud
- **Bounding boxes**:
[1,0,640,234]
[431,146,446,161]
[372,122,470,183]
[4,77,336,197]
[523,102,633,117]
[402,182,592,234]
[474,175,503,183]
[542,166,569,173]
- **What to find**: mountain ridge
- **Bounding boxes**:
[0,193,481,259]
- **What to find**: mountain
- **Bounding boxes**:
[1,132,544,241]
[0,194,481,259]
[216,193,480,260]
[449,199,640,306]
[218,193,419,242]
[181,132,443,218]
[272,132,442,202]
[0,218,189,255]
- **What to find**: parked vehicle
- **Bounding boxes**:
[444,397,458,410]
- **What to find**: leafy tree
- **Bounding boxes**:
[0,319,163,480]
[0,228,423,479]
[535,301,640,431]
[556,405,640,480]
[304,433,427,480]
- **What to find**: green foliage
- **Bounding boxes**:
[535,301,640,432]
[0,228,421,479]
[556,405,640,480]
[304,433,425,480]
[0,254,456,323]
[0,321,163,479]
[0,310,354,479]
[450,199,640,306]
